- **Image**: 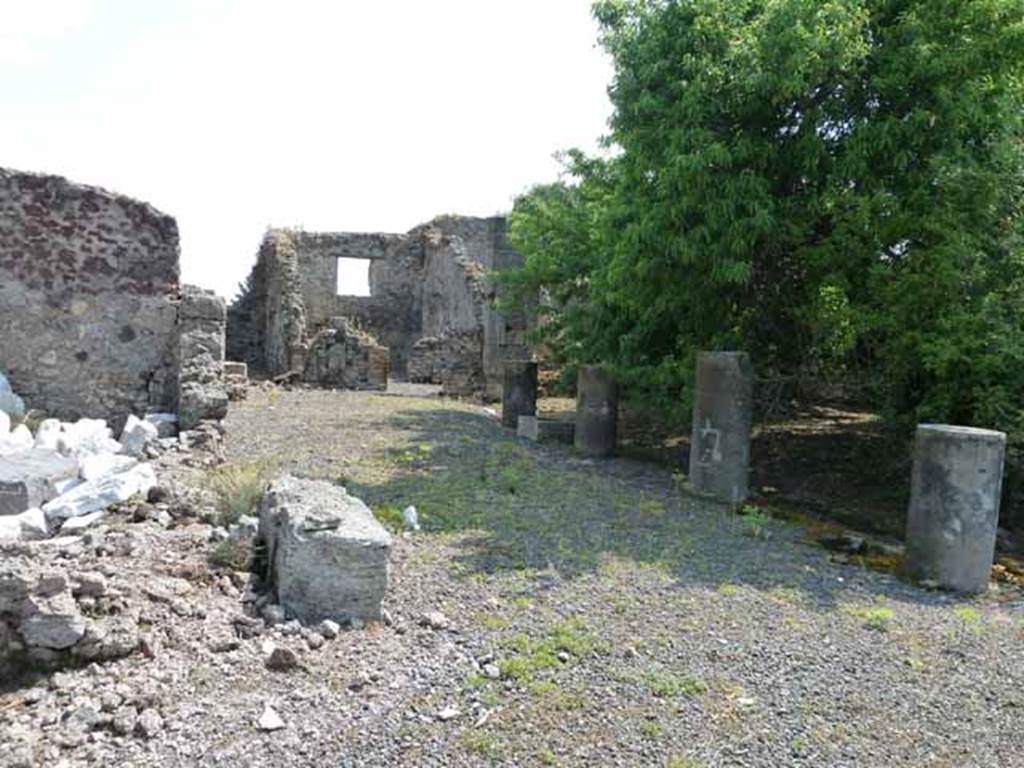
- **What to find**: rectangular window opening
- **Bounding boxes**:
[336,258,371,297]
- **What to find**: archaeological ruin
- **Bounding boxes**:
[0,167,227,430]
[227,216,529,398]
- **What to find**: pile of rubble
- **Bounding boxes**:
[0,411,165,543]
[0,369,233,546]
[0,370,231,676]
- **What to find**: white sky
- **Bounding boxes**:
[0,0,613,298]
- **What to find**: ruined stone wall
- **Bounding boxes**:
[177,286,228,429]
[408,331,485,395]
[227,216,528,397]
[411,216,527,398]
[294,232,404,329]
[258,234,305,378]
[304,317,389,390]
[0,168,180,427]
[334,296,415,377]
[420,228,487,338]
[228,230,394,386]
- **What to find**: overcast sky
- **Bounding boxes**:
[1,0,613,298]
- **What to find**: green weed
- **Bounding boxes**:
[204,459,276,526]
[645,672,707,699]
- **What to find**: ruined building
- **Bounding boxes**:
[0,167,227,429]
[227,216,528,398]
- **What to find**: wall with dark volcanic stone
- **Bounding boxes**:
[0,168,181,426]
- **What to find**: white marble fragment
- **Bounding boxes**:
[60,510,107,533]
[79,453,138,482]
[58,418,120,456]
[119,414,159,457]
[34,419,62,450]
[0,507,49,541]
[43,463,156,521]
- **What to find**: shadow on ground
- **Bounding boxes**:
[325,405,946,613]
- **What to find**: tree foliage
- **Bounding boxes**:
[505,0,1024,431]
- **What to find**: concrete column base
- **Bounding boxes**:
[501,361,538,429]
[904,424,1006,593]
[574,366,618,458]
[688,351,754,504]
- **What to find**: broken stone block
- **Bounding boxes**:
[119,414,159,457]
[517,415,575,444]
[0,448,79,516]
[43,463,156,522]
[178,381,229,431]
[258,475,391,624]
[143,413,178,438]
[58,419,121,456]
[33,419,62,450]
[0,507,48,542]
[19,589,86,650]
[78,453,137,482]
[59,510,107,534]
[0,424,33,455]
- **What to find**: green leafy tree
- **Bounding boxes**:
[505,0,1024,432]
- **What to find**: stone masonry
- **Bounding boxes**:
[177,285,228,429]
[227,215,527,398]
[0,167,227,429]
[304,317,389,390]
[0,168,180,427]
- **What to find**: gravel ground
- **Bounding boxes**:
[3,386,1023,767]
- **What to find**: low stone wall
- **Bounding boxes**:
[334,296,415,377]
[408,330,485,396]
[304,317,389,391]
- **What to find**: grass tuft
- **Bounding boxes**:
[209,537,253,571]
[204,459,276,527]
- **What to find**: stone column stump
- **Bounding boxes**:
[688,352,754,504]
[574,366,618,458]
[904,424,1006,593]
[502,361,538,429]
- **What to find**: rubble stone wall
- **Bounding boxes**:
[177,286,228,429]
[408,330,485,395]
[260,232,307,376]
[334,296,415,377]
[0,168,181,427]
[303,317,389,390]
[294,231,403,329]
[228,216,528,397]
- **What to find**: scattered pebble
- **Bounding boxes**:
[257,705,285,732]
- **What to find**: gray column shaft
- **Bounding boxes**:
[574,366,618,458]
[688,352,754,504]
[905,424,1005,593]
[501,361,538,429]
